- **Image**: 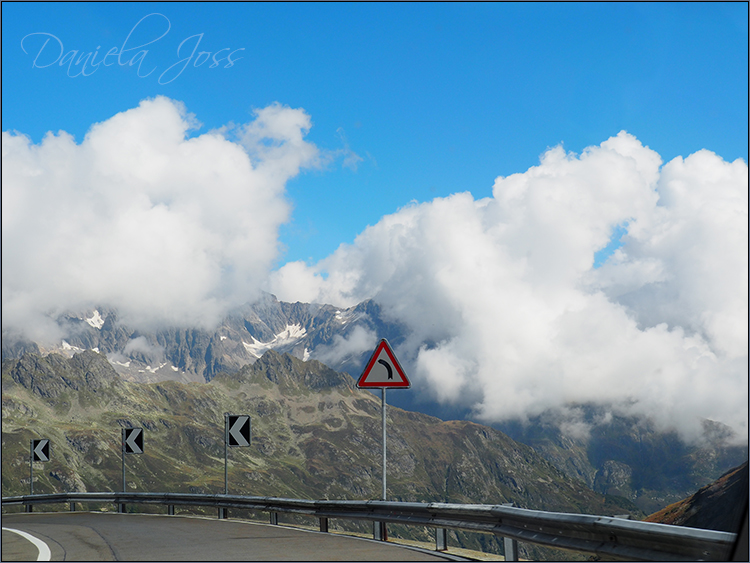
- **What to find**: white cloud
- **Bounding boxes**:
[590,149,749,358]
[2,96,319,340]
[269,132,748,442]
[122,336,165,359]
[313,325,378,366]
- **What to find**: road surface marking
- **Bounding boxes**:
[2,527,52,561]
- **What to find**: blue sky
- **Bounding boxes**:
[3,2,747,265]
[3,3,748,437]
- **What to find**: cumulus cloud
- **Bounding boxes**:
[2,96,319,341]
[269,132,748,442]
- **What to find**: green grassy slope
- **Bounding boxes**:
[2,349,643,559]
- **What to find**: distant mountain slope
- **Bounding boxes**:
[498,412,748,515]
[644,461,748,533]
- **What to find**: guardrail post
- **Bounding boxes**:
[25,504,33,513]
[503,537,518,561]
[269,512,278,525]
[70,502,76,511]
[373,521,387,541]
[218,507,228,519]
[436,528,447,551]
[168,505,174,515]
[319,517,328,532]
[118,503,126,513]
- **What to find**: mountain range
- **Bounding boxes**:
[2,293,747,520]
[1,293,400,385]
[3,348,645,560]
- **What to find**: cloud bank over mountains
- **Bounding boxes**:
[3,97,747,441]
[270,133,748,441]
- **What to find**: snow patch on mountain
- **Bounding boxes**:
[242,323,308,358]
[334,309,362,326]
[85,310,105,329]
[62,340,84,353]
[140,362,168,374]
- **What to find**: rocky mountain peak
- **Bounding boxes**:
[6,350,121,399]
[67,349,121,384]
[240,349,356,392]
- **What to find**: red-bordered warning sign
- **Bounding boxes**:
[357,339,410,388]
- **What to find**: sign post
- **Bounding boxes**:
[224,413,229,495]
[224,414,251,494]
[357,339,410,540]
[381,388,386,500]
[29,439,50,496]
[121,427,143,512]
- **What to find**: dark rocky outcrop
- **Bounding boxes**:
[645,461,748,533]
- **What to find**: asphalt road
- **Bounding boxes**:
[1,512,462,561]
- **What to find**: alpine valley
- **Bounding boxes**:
[2,294,747,556]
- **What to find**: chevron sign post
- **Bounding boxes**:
[121,428,143,502]
[29,439,50,499]
[224,414,251,496]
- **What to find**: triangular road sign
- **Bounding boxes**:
[357,339,410,389]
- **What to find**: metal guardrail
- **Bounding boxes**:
[2,492,736,561]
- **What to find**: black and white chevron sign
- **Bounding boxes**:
[123,428,143,454]
[32,439,50,462]
[227,415,251,447]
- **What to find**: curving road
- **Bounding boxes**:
[1,512,462,561]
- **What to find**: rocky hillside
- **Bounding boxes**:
[1,349,635,510]
[2,349,642,558]
[645,461,748,533]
